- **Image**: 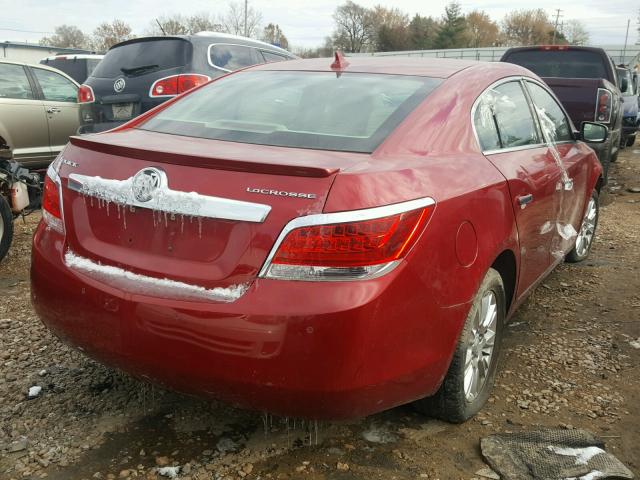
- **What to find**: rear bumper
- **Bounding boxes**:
[31,222,468,419]
[77,121,127,135]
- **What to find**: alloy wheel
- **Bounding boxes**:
[575,197,597,258]
[463,290,498,402]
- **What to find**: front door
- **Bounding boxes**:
[474,79,563,296]
[30,67,80,156]
[524,80,589,258]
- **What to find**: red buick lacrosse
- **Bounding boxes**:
[32,54,604,422]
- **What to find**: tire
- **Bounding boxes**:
[0,195,14,263]
[566,191,599,263]
[414,268,505,423]
[610,149,618,163]
[627,135,636,147]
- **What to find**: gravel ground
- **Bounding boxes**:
[0,148,638,480]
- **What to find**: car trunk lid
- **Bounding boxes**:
[58,130,356,300]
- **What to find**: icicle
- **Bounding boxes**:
[163,211,168,228]
[197,217,203,238]
[180,215,184,234]
[106,201,110,216]
[123,207,127,230]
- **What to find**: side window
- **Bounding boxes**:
[526,81,573,143]
[0,63,34,100]
[490,81,540,149]
[261,50,290,63]
[32,69,78,102]
[474,96,501,151]
[210,44,258,71]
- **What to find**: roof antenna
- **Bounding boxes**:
[155,19,167,36]
[330,51,349,70]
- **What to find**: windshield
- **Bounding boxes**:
[505,50,607,79]
[139,71,441,153]
[91,39,191,78]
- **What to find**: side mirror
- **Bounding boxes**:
[580,122,608,143]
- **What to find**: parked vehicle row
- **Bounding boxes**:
[40,54,105,84]
[617,66,639,148]
[32,55,606,422]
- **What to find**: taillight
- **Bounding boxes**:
[539,45,569,51]
[149,74,210,97]
[42,165,64,234]
[78,84,95,103]
[595,88,612,123]
[260,198,434,281]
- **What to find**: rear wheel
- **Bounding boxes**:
[0,195,14,262]
[414,268,505,423]
[566,191,599,263]
[627,135,636,147]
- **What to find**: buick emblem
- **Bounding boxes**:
[113,78,126,93]
[132,168,163,202]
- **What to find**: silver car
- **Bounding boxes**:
[0,60,80,169]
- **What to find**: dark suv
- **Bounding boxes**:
[78,33,295,134]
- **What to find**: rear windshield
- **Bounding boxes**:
[91,39,191,79]
[139,71,441,153]
[41,58,102,83]
[505,50,607,79]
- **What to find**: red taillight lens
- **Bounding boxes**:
[42,174,64,234]
[596,88,612,123]
[273,208,430,268]
[43,176,61,219]
[150,74,210,97]
[78,84,95,103]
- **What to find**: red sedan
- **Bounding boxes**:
[32,54,605,422]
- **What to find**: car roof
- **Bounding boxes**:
[248,56,502,79]
[110,34,294,57]
[504,45,606,54]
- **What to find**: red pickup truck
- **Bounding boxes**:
[501,46,624,181]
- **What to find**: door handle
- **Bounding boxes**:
[46,107,61,114]
[517,194,533,208]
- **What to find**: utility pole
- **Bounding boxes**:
[552,9,563,45]
[244,0,248,37]
[621,18,630,64]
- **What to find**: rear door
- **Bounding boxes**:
[474,79,562,296]
[0,63,49,166]
[30,67,80,156]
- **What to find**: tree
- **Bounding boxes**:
[150,15,189,35]
[262,23,289,49]
[39,25,87,49]
[221,1,262,37]
[91,20,133,52]
[563,19,589,46]
[331,1,375,53]
[408,14,439,50]
[434,2,467,49]
[501,9,556,46]
[465,10,500,48]
[370,6,410,51]
[187,13,223,34]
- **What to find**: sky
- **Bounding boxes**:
[0,0,637,48]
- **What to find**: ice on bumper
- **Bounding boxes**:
[64,251,248,302]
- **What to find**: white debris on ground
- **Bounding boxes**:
[362,423,398,444]
[64,250,248,303]
[547,445,606,466]
[629,338,640,349]
[27,386,42,398]
[157,466,181,478]
[216,437,238,454]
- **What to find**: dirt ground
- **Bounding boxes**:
[0,148,638,480]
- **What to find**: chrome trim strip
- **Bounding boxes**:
[263,260,402,282]
[258,196,435,278]
[68,170,271,223]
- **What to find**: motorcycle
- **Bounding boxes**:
[0,138,41,262]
